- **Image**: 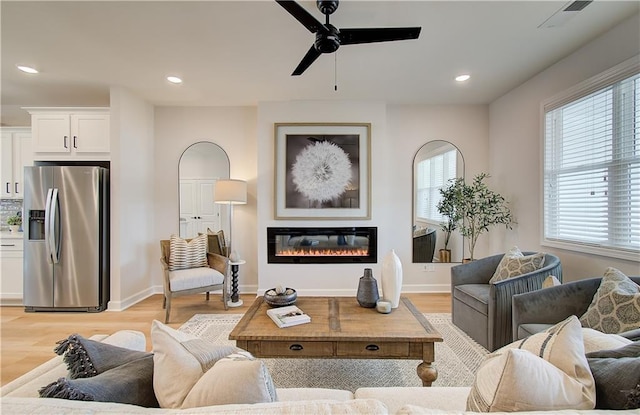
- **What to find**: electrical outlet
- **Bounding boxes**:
[422,264,435,272]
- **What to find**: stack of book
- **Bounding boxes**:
[267,305,311,328]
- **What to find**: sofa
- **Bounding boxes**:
[451,251,562,351]
[0,328,636,414]
[512,275,640,342]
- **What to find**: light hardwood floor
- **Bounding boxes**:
[0,292,451,387]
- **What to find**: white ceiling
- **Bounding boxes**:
[2,1,639,126]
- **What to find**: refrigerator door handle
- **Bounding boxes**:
[45,188,54,264]
[50,188,61,264]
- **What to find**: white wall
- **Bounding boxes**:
[153,107,258,292]
[108,87,156,310]
[386,104,489,288]
[489,14,640,281]
[256,101,490,295]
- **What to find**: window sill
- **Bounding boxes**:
[541,239,639,263]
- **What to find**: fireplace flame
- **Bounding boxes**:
[277,248,369,257]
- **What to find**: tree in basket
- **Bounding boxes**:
[436,182,462,263]
[452,173,513,261]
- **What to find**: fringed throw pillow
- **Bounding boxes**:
[39,334,159,408]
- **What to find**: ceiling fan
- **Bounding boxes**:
[276,0,421,76]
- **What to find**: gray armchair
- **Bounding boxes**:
[413,228,437,262]
[512,276,640,342]
[451,251,562,351]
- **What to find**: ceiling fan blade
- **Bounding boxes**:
[292,45,322,76]
[276,0,328,34]
[339,27,421,45]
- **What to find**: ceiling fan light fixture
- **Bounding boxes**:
[167,76,183,84]
[17,65,38,74]
[455,74,470,82]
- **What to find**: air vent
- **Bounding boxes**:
[564,1,592,12]
[538,0,592,29]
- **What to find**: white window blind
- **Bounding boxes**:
[543,70,640,256]
[416,149,457,222]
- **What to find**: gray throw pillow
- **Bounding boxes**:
[39,334,159,408]
[53,333,151,378]
[586,341,640,410]
[39,355,159,407]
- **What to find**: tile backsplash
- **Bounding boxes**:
[0,199,23,231]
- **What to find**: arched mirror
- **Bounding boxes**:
[412,140,464,263]
[178,142,230,239]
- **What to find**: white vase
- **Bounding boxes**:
[381,249,403,308]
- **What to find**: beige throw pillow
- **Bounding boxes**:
[182,352,278,408]
[151,320,277,409]
[168,234,208,271]
[490,246,545,283]
[542,275,562,288]
[581,328,632,354]
[466,315,595,412]
[151,320,239,408]
[579,267,640,334]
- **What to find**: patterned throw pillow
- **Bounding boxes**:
[168,234,207,271]
[489,246,546,283]
[579,267,640,334]
[467,316,596,412]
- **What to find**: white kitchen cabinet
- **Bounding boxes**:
[26,108,110,157]
[179,179,221,238]
[1,127,33,198]
[0,234,24,305]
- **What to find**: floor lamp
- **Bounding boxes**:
[214,179,247,307]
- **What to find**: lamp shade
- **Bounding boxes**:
[214,179,247,204]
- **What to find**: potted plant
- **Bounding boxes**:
[454,173,513,261]
[7,214,22,233]
[436,181,462,263]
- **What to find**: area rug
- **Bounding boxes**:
[179,313,488,392]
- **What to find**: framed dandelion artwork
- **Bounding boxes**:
[274,123,371,220]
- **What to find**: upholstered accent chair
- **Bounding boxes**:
[512,276,640,342]
[160,239,229,323]
[451,251,562,351]
[413,228,437,263]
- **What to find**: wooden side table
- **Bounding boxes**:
[227,259,246,307]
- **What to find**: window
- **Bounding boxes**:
[416,148,457,222]
[543,59,639,259]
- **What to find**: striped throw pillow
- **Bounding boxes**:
[466,316,596,412]
[168,234,207,271]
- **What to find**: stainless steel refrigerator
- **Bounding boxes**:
[23,165,109,312]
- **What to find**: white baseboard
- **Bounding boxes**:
[105,283,451,311]
[107,285,160,311]
[0,296,23,306]
[253,284,451,297]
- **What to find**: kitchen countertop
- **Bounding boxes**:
[0,231,24,239]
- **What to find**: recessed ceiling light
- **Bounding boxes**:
[167,76,183,84]
[455,74,470,82]
[17,65,38,74]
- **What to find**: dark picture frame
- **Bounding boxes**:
[274,123,371,220]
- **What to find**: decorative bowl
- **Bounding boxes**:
[264,287,297,307]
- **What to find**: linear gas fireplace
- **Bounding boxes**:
[267,227,377,264]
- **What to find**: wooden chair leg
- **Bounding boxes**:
[162,295,167,309]
[165,295,172,324]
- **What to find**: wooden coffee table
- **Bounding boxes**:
[229,296,443,386]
